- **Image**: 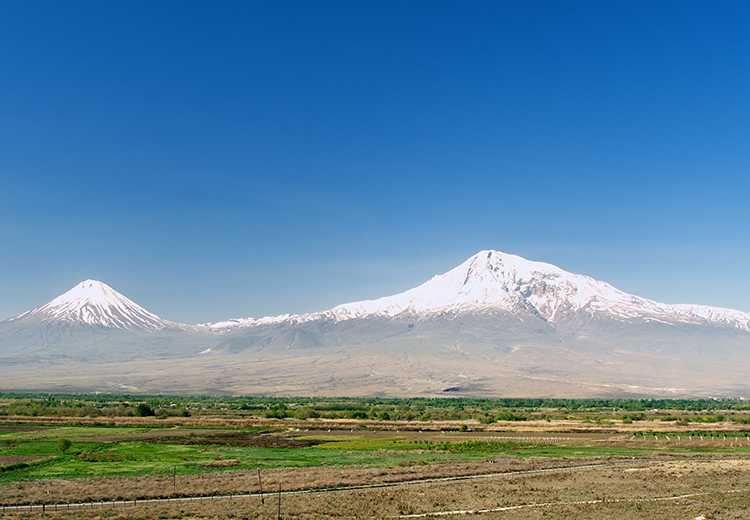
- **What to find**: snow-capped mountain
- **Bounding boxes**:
[9,280,173,330]
[1,250,749,397]
[0,280,212,363]
[208,250,750,332]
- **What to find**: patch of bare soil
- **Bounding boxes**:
[81,427,321,447]
[148,431,322,448]
[0,423,48,434]
[0,455,47,466]
[2,415,749,434]
[199,459,240,468]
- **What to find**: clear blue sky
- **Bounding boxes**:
[2,1,749,323]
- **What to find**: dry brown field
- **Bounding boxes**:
[2,458,749,519]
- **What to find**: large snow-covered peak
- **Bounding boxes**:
[205,249,750,332]
[11,279,171,330]
[333,250,750,329]
[327,249,634,321]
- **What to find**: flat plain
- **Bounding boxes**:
[2,395,750,518]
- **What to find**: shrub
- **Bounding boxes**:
[57,438,72,453]
[135,403,155,417]
[265,404,288,419]
[495,411,527,421]
[292,407,319,420]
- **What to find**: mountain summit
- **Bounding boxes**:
[11,279,169,330]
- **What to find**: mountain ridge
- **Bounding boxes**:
[1,250,749,397]
[6,251,749,333]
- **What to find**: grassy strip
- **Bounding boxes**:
[4,426,750,484]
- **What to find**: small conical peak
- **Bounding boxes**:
[45,279,127,308]
[61,279,118,296]
[14,279,170,330]
[76,279,110,288]
[67,279,116,293]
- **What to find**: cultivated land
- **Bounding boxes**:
[2,395,750,518]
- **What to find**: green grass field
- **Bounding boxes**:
[3,423,750,483]
[0,425,487,481]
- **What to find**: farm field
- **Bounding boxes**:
[2,394,750,518]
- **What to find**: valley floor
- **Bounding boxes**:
[3,396,750,518]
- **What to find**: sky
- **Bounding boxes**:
[1,1,749,323]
